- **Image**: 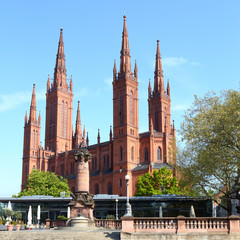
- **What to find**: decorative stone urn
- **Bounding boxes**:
[68,141,95,227]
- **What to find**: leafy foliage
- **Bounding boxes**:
[3,208,14,217]
[135,167,190,196]
[178,90,240,215]
[14,211,22,221]
[15,170,70,197]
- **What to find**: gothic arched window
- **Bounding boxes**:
[92,158,94,170]
[61,101,64,137]
[107,155,109,168]
[144,148,148,162]
[155,109,159,131]
[104,155,106,168]
[107,182,112,195]
[157,147,162,161]
[130,91,134,125]
[120,146,123,162]
[131,146,134,161]
[95,158,97,169]
[95,184,99,195]
[119,92,123,124]
[64,102,68,138]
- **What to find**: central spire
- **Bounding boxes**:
[75,101,82,137]
[29,84,37,122]
[119,15,131,75]
[53,28,67,88]
[154,40,164,94]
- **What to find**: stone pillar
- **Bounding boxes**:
[121,216,134,233]
[76,157,89,192]
[176,216,186,234]
[229,215,240,233]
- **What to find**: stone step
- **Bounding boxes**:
[0,230,121,240]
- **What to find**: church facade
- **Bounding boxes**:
[22,16,175,197]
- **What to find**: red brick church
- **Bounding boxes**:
[22,16,176,197]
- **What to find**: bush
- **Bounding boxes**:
[14,211,22,223]
[57,215,68,220]
[11,221,17,226]
[3,208,14,218]
[107,214,115,220]
[2,218,6,225]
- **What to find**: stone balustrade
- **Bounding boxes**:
[121,216,240,234]
[95,219,122,229]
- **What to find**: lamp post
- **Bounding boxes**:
[124,174,132,216]
[115,199,119,220]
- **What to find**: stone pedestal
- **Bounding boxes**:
[69,191,94,221]
[68,143,94,227]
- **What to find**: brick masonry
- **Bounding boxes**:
[21,16,176,196]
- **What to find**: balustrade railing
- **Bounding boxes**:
[120,216,240,234]
[95,219,122,230]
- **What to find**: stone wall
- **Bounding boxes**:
[121,232,240,240]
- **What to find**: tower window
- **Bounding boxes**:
[155,109,159,131]
[157,147,162,161]
[131,146,134,161]
[107,182,112,195]
[119,92,123,124]
[144,148,148,162]
[92,158,94,170]
[95,158,97,169]
[130,91,134,125]
[104,155,106,168]
[95,184,99,195]
[61,101,64,137]
[60,163,64,176]
[64,102,68,138]
[120,146,123,162]
[107,155,109,168]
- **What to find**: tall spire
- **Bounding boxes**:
[25,111,28,125]
[75,101,82,136]
[113,60,117,81]
[47,75,50,91]
[109,125,112,141]
[134,60,138,80]
[119,15,131,74]
[167,79,170,96]
[29,84,37,122]
[53,28,67,88]
[148,79,152,98]
[38,111,41,125]
[97,129,100,144]
[86,132,89,147]
[154,40,164,94]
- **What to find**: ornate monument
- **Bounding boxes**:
[68,141,95,227]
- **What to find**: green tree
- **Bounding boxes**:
[15,170,71,197]
[135,167,190,196]
[178,90,240,215]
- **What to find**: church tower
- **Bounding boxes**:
[45,29,73,153]
[22,84,41,189]
[148,40,174,163]
[112,16,139,196]
[148,40,171,134]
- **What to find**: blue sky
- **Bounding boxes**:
[0,1,239,197]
